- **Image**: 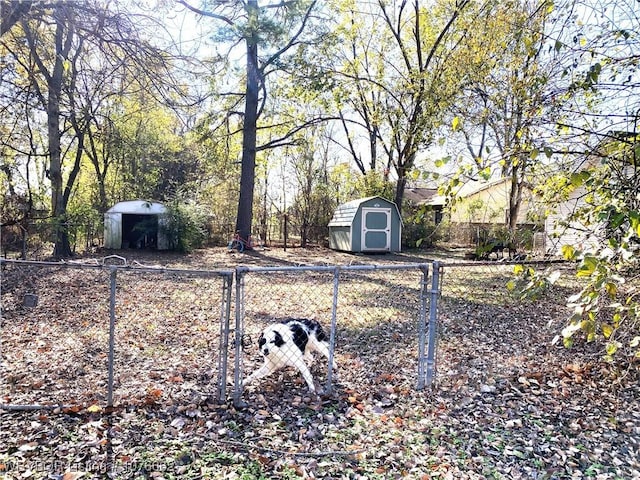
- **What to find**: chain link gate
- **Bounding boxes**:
[232,263,440,407]
[2,258,442,410]
[0,258,233,411]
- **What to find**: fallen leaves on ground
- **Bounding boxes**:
[1,248,638,479]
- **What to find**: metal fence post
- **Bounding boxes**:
[325,267,340,394]
[417,263,429,390]
[425,261,440,387]
[233,267,247,407]
[217,273,233,403]
[107,266,117,407]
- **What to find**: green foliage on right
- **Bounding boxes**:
[514,135,640,363]
[162,200,209,253]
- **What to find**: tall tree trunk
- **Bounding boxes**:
[23,6,74,257]
[394,152,415,214]
[235,0,260,242]
[508,160,524,233]
[49,13,72,257]
[394,174,407,215]
[86,127,110,212]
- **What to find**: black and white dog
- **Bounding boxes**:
[244,318,336,394]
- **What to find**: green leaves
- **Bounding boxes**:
[434,156,451,168]
[630,211,640,237]
[570,170,590,187]
[507,265,561,301]
[576,255,598,277]
[587,62,602,85]
[561,244,576,260]
[558,227,639,360]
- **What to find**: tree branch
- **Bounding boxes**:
[175,0,234,26]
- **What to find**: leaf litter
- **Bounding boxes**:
[0,247,638,479]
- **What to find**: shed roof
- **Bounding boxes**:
[328,196,397,227]
[106,200,167,215]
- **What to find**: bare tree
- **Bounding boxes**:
[4,1,188,256]
[326,0,473,213]
[178,0,322,242]
[448,0,593,233]
[0,0,33,35]
[20,5,76,255]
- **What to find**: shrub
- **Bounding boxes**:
[162,201,208,253]
[402,208,444,249]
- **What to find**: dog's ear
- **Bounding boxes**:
[273,331,285,347]
[258,333,265,347]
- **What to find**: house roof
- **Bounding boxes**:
[106,200,167,215]
[454,178,511,197]
[406,178,517,208]
[404,180,513,207]
[404,187,440,205]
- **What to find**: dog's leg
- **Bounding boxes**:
[295,360,316,393]
[244,361,276,386]
[303,351,315,366]
[310,340,338,371]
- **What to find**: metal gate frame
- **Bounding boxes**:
[2,258,441,410]
[232,262,440,406]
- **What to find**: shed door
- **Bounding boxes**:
[104,212,122,249]
[361,208,391,251]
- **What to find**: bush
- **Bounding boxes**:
[402,209,444,249]
[162,201,208,253]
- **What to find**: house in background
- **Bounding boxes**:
[430,178,545,249]
[404,187,444,225]
[543,131,638,256]
[104,200,169,250]
[543,184,603,256]
[448,178,540,224]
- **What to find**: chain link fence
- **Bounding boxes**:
[435,260,576,392]
[4,256,573,411]
[2,260,439,410]
[0,258,233,410]
[233,264,437,406]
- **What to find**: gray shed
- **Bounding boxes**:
[104,200,169,250]
[328,196,402,253]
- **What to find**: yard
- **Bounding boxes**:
[0,246,638,479]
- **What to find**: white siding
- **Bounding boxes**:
[103,212,122,249]
[544,186,601,256]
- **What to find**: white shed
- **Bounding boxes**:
[104,200,169,250]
